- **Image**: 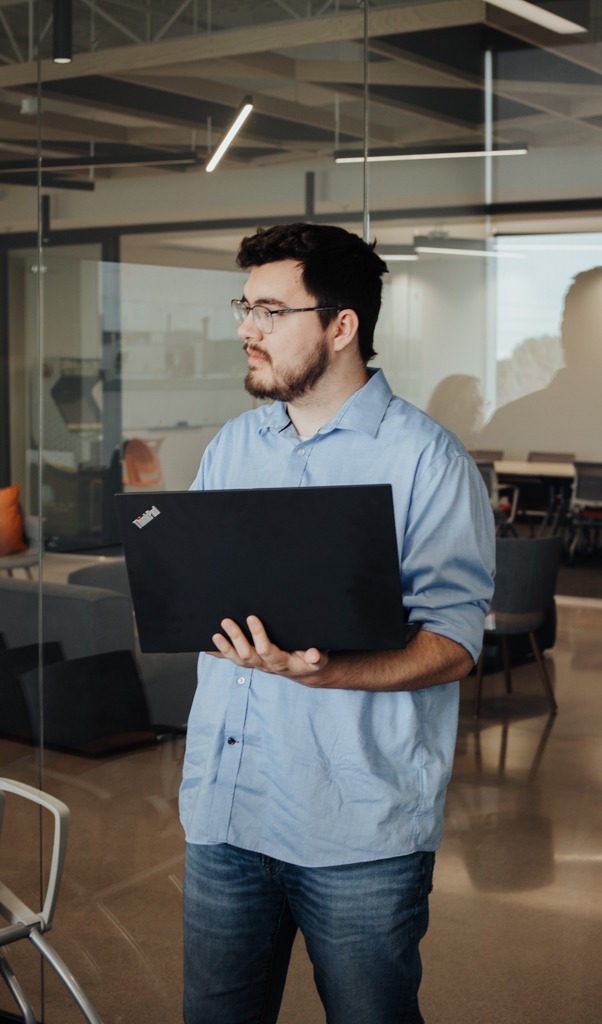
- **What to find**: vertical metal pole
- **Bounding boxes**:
[305,171,315,220]
[484,49,496,425]
[100,236,123,546]
[484,49,493,208]
[0,251,10,487]
[362,0,370,241]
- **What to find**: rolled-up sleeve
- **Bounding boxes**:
[400,452,495,663]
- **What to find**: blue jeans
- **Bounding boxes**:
[183,842,434,1024]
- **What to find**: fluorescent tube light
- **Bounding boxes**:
[335,146,527,164]
[206,98,254,173]
[414,237,523,259]
[377,244,418,262]
[415,246,521,258]
[486,0,587,35]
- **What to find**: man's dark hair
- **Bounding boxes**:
[236,223,388,363]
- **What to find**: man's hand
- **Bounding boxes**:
[208,615,473,692]
[209,615,329,680]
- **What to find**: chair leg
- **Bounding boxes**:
[29,930,104,1024]
[528,633,558,715]
[0,950,37,1024]
[501,636,513,693]
[473,650,485,717]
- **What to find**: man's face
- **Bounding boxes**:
[237,259,334,402]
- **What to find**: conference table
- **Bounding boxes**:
[494,460,575,533]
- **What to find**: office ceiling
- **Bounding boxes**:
[0,0,600,195]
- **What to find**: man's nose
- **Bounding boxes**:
[237,308,262,339]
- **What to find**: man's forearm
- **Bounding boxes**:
[295,629,474,692]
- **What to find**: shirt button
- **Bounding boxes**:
[227,736,237,745]
[297,448,305,456]
[237,676,246,685]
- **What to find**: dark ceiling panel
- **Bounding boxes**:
[374,25,488,78]
[41,76,228,125]
[39,76,355,145]
[369,85,485,126]
[495,46,602,84]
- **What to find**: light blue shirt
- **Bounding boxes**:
[180,369,495,866]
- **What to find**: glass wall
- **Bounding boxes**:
[1,1,601,1021]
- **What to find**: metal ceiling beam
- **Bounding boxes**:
[0,1,486,87]
[114,71,388,144]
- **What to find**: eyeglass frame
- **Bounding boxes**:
[231,298,343,334]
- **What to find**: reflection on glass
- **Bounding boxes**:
[480,236,602,460]
[426,374,487,449]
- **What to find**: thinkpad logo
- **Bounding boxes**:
[133,505,161,529]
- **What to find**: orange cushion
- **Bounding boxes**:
[0,484,28,556]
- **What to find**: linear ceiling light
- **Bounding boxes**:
[414,236,523,259]
[377,244,418,262]
[335,145,528,164]
[206,97,254,173]
[53,0,72,64]
[486,0,587,35]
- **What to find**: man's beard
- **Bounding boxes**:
[244,339,330,402]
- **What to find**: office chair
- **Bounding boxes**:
[567,461,602,560]
[522,452,576,536]
[0,516,41,580]
[0,641,65,741]
[0,777,103,1023]
[473,536,562,717]
[17,649,161,757]
[122,437,164,489]
[474,460,519,537]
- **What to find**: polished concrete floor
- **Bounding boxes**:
[1,574,601,1022]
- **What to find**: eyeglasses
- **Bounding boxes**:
[231,299,342,335]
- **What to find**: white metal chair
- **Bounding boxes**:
[0,777,103,1023]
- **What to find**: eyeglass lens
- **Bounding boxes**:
[232,301,273,333]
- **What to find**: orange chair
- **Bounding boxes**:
[122,437,164,489]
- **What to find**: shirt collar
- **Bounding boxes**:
[259,368,392,439]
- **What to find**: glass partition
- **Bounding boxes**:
[1,1,601,1021]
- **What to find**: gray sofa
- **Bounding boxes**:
[0,567,198,730]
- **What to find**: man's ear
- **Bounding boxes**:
[331,308,360,353]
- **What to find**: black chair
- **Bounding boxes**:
[521,452,576,536]
[18,649,172,756]
[0,641,65,741]
[567,461,602,560]
[473,536,562,717]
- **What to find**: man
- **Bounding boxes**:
[180,223,495,1024]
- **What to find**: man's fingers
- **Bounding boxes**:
[246,615,273,656]
[218,619,257,662]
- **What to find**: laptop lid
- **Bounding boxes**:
[115,485,412,654]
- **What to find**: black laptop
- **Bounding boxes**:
[115,485,414,654]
